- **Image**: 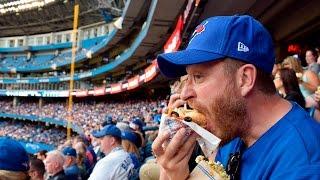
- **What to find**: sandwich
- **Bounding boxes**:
[169,107,206,127]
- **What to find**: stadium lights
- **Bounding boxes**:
[0,0,56,14]
[113,17,123,29]
[86,51,92,59]
[51,63,57,70]
[10,68,16,74]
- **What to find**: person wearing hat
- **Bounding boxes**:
[152,15,320,179]
[88,125,135,180]
[0,138,29,180]
[102,115,116,127]
[130,117,145,132]
[62,147,81,180]
[130,117,146,148]
[121,130,142,180]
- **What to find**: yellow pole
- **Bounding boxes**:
[67,3,79,140]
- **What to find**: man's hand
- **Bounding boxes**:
[152,128,198,180]
[152,93,198,180]
[168,93,186,110]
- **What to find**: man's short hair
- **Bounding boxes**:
[38,150,47,157]
[29,158,45,177]
[223,58,276,95]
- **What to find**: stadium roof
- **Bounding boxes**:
[0,0,125,37]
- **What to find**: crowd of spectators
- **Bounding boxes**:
[272,49,320,122]
[0,97,165,179]
[0,120,66,146]
[0,98,164,148]
[0,98,165,133]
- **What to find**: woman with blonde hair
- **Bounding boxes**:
[73,141,89,178]
[121,130,142,180]
[282,56,319,107]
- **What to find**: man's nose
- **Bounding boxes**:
[180,82,194,101]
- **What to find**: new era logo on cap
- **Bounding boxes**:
[237,42,249,52]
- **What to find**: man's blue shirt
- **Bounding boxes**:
[64,164,81,180]
[215,102,320,179]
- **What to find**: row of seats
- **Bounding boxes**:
[0,36,107,72]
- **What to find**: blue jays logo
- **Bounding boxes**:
[189,21,208,44]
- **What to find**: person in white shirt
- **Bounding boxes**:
[88,125,134,180]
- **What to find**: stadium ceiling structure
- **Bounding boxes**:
[0,0,126,37]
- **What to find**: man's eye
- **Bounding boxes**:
[193,75,203,82]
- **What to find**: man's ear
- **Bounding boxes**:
[111,137,116,145]
[236,64,257,96]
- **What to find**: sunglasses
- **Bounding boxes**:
[226,152,241,180]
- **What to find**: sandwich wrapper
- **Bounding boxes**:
[159,113,221,158]
[159,113,229,179]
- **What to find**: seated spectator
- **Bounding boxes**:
[306,49,320,74]
[89,125,134,180]
[62,147,81,180]
[122,130,142,180]
[139,158,160,180]
[130,118,145,133]
[102,115,116,126]
[0,138,29,180]
[90,135,105,161]
[36,150,48,161]
[274,68,306,108]
[152,109,161,124]
[129,118,145,148]
[73,136,96,176]
[143,131,158,162]
[29,158,45,180]
[44,150,66,180]
[73,142,88,179]
[116,121,130,132]
[282,56,319,107]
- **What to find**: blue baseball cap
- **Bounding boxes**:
[62,147,77,157]
[0,138,29,171]
[121,131,139,147]
[92,125,122,139]
[130,118,144,131]
[102,115,116,127]
[157,15,275,78]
